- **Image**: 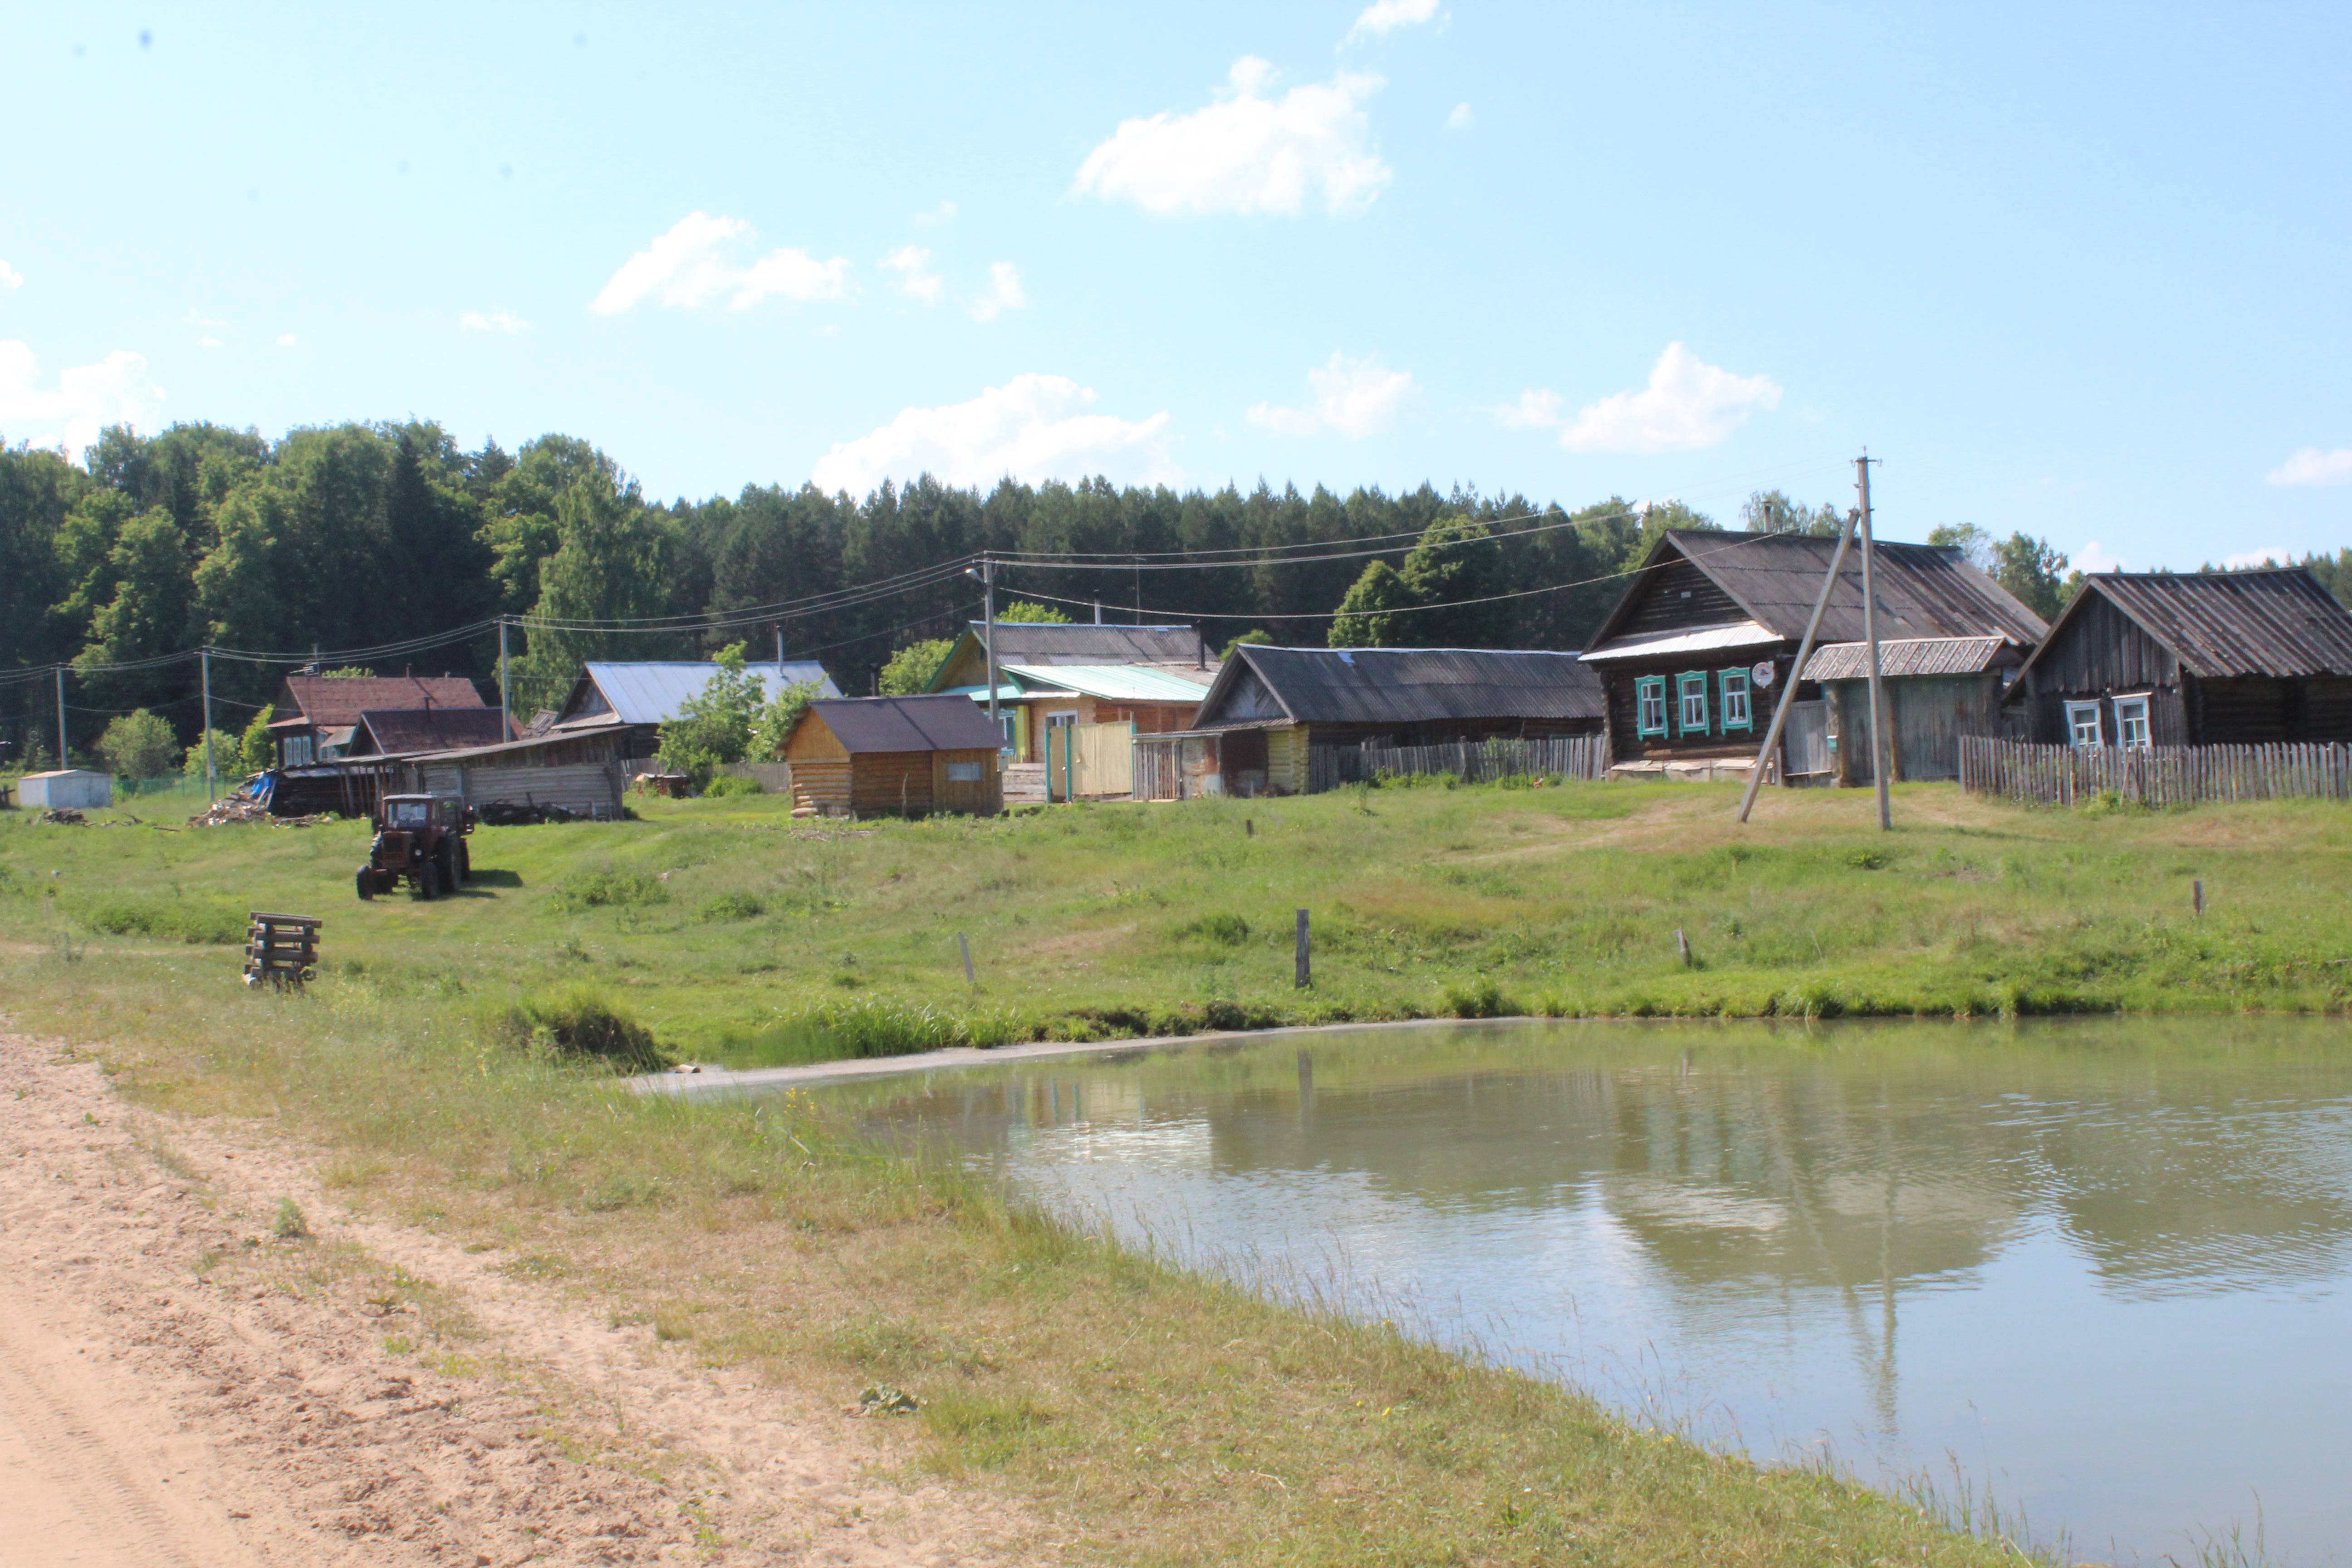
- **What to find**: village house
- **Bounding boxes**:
[1142,645,1605,797]
[343,706,514,758]
[781,695,1004,818]
[2003,568,2352,747]
[548,659,841,762]
[1578,530,2046,783]
[392,727,630,821]
[266,674,490,766]
[925,622,1215,758]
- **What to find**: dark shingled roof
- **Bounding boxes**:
[354,708,513,755]
[1587,531,2048,653]
[1802,637,2010,681]
[1198,646,1605,727]
[803,695,1004,754]
[2029,568,2352,680]
[958,623,1202,665]
[273,675,486,730]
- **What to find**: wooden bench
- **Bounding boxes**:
[244,912,321,990]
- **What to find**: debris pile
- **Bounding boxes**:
[476,800,581,826]
[187,795,331,828]
[37,808,86,825]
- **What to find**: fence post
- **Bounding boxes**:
[959,931,975,987]
[1294,909,1311,989]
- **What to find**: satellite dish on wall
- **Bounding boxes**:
[1752,661,1776,687]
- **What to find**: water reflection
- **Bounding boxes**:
[839,1019,2352,1563]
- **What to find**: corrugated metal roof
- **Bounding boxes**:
[804,695,1004,754]
[2067,569,2352,678]
[277,675,486,729]
[1802,637,2008,681]
[1000,663,1215,702]
[961,623,1204,665]
[939,683,1041,702]
[563,661,841,726]
[1587,531,2049,654]
[1198,646,1606,727]
[1575,621,1781,663]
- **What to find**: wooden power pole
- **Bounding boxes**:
[1857,455,1891,832]
[1736,505,1860,823]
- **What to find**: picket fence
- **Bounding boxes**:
[1958,735,2352,807]
[1309,734,1610,792]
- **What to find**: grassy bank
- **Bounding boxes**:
[3,779,2349,1070]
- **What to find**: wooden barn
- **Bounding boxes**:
[782,696,1004,818]
[1799,636,2030,784]
[1579,530,2046,782]
[2003,568,2352,747]
[1144,645,1605,797]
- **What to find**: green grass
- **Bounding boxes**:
[3,779,2348,1069]
[1,779,2332,1563]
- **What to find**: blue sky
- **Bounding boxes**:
[3,2,2348,570]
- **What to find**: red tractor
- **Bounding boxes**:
[357,794,474,900]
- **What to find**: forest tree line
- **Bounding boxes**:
[3,418,2340,766]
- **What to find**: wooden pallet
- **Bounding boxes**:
[244,911,321,990]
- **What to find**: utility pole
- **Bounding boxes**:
[1857,454,1891,832]
[774,623,785,673]
[964,555,1000,745]
[1737,505,1860,823]
[497,618,511,740]
[54,665,65,769]
[201,648,216,802]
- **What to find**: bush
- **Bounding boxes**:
[698,890,765,921]
[97,709,179,779]
[495,990,669,1071]
[180,728,240,778]
[548,865,667,912]
[702,773,762,798]
[1441,978,1515,1018]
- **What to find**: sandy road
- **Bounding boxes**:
[0,1030,1040,1566]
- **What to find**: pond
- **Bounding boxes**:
[819,1018,2352,1564]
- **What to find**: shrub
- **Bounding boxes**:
[271,1198,309,1239]
[548,864,667,912]
[97,709,179,779]
[495,990,669,1071]
[702,773,762,798]
[699,890,765,922]
[74,897,246,945]
[1441,978,1514,1019]
[1172,911,1251,945]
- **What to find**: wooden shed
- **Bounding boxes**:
[1799,636,2027,784]
[783,696,1004,818]
[2003,568,2352,747]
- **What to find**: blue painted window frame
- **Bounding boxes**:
[1717,667,1754,733]
[1676,671,1710,736]
[1635,675,1669,738]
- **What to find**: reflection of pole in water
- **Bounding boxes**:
[1876,1091,1900,1442]
[1297,1049,1315,1130]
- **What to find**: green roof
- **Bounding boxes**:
[1000,663,1214,704]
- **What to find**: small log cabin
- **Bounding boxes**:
[1578,530,2046,781]
[2003,568,2352,746]
[1799,636,2028,784]
[1161,644,1605,796]
[782,696,1004,818]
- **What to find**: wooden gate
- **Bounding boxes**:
[1046,722,1135,800]
[1781,701,1832,778]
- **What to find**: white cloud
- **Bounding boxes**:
[1349,0,1442,39]
[2075,540,2127,573]
[275,333,299,348]
[0,341,164,460]
[1072,58,1391,217]
[2221,547,2289,569]
[2267,446,2352,486]
[1248,351,1417,439]
[589,211,851,314]
[1524,343,1782,453]
[1446,102,1473,130]
[967,262,1027,323]
[460,308,529,334]
[1495,388,1564,430]
[198,335,224,349]
[882,245,945,307]
[0,260,24,290]
[811,374,1178,493]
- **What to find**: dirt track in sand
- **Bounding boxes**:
[0,1031,1043,1566]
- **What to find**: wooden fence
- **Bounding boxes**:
[1958,735,2352,807]
[1309,734,1610,792]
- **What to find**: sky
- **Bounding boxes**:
[2,2,2349,571]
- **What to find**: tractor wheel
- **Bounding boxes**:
[437,841,461,892]
[456,840,471,884]
[414,862,439,900]
[356,868,374,901]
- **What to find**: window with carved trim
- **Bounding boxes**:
[2066,701,2103,748]
[1717,668,1753,732]
[1636,676,1668,738]
[2113,694,2151,750]
[1677,672,1710,736]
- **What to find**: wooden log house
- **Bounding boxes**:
[2002,568,2352,747]
[1578,530,2046,783]
[782,696,1005,818]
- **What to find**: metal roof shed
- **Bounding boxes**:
[19,769,113,810]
